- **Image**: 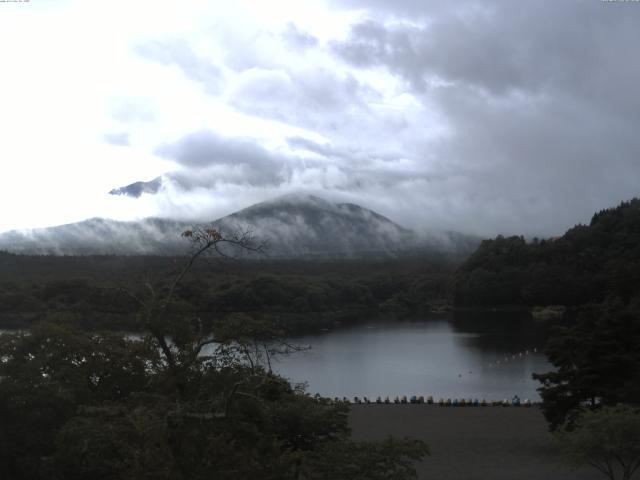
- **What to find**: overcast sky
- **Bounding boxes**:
[1,0,639,237]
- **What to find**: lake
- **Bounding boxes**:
[272,311,553,401]
[0,310,554,401]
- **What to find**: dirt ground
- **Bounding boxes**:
[349,404,603,480]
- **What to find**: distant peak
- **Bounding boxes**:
[109,177,162,198]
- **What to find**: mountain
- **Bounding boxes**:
[0,217,189,256]
[109,177,162,198]
[212,194,412,257]
[0,194,479,257]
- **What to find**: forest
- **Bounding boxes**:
[452,198,640,307]
[1,200,640,479]
[0,252,456,333]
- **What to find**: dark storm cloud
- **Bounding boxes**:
[135,39,222,93]
[326,0,640,236]
[333,1,640,101]
[103,132,130,146]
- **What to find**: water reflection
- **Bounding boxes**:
[273,312,553,400]
[0,313,555,401]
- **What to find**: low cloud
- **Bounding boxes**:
[104,2,640,239]
[154,130,288,187]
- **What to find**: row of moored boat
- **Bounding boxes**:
[318,395,534,407]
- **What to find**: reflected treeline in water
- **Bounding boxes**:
[448,309,551,353]
[275,313,553,400]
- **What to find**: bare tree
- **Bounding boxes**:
[120,226,265,373]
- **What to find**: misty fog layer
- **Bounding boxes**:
[0,194,479,257]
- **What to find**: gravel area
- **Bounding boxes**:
[349,404,603,480]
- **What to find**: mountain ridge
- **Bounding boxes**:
[0,194,479,258]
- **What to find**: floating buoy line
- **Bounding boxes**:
[486,347,539,369]
[308,347,544,407]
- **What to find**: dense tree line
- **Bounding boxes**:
[0,254,455,332]
[453,198,640,307]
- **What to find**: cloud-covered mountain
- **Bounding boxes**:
[0,217,188,256]
[0,194,479,257]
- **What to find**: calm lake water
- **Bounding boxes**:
[273,311,553,401]
[0,310,554,401]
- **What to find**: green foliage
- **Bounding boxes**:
[556,405,640,480]
[0,232,429,480]
[0,319,428,479]
[0,320,159,480]
[533,300,640,430]
[0,255,455,332]
[453,198,640,307]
